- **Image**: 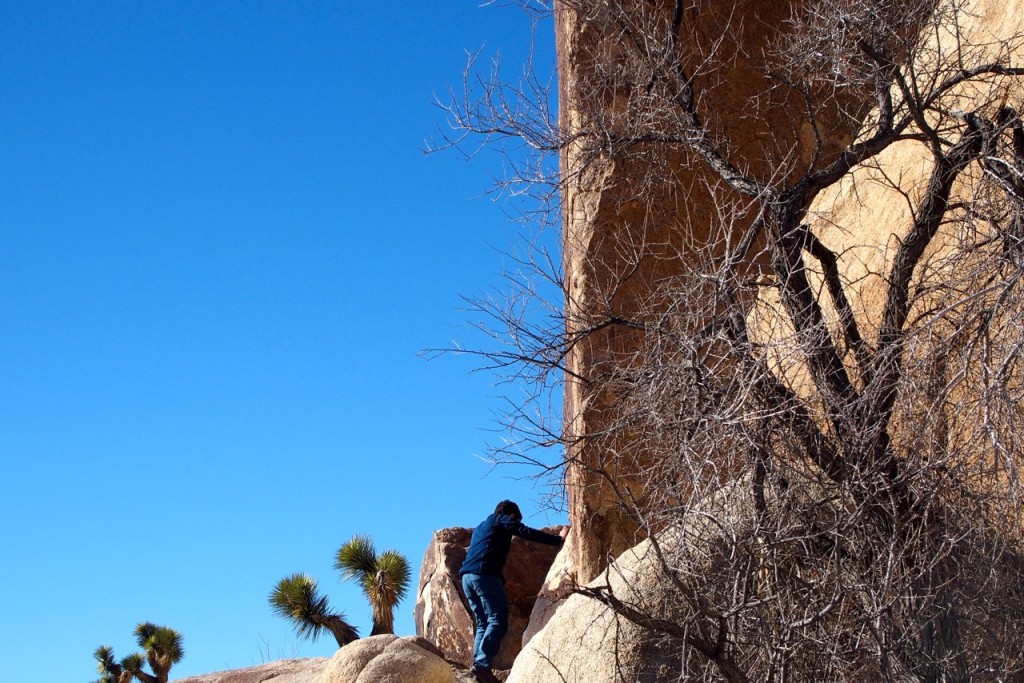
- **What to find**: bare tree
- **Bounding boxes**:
[435,0,1024,680]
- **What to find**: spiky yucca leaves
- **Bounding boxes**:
[334,535,411,636]
[94,645,123,683]
[269,573,359,647]
[93,645,139,683]
[120,653,145,675]
[335,534,378,579]
[132,622,183,683]
[95,645,118,674]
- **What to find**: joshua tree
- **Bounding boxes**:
[269,572,359,647]
[93,645,138,683]
[132,623,183,683]
[334,534,411,636]
[93,623,181,683]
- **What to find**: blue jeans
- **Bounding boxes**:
[461,573,508,669]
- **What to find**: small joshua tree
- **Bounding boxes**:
[132,622,184,683]
[93,623,182,683]
[334,534,411,636]
[94,645,136,683]
[269,573,359,647]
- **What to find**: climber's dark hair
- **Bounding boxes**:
[494,500,522,520]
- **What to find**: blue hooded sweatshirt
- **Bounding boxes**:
[459,513,563,578]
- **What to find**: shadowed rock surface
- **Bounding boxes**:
[521,528,576,649]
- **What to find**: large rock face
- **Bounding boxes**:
[557,0,1024,588]
[172,658,328,683]
[512,474,1024,682]
[414,525,565,670]
[556,0,867,584]
[414,528,476,666]
[509,480,756,683]
[520,528,576,648]
[508,552,676,683]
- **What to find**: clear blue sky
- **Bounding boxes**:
[0,3,565,680]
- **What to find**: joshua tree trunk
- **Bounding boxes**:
[323,615,359,646]
[370,608,394,636]
[131,671,157,683]
[369,570,397,635]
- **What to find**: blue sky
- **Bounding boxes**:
[0,3,565,680]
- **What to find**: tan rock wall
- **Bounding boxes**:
[414,528,476,666]
[557,0,865,583]
[748,0,1024,486]
[558,0,1024,584]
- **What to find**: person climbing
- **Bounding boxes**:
[460,500,569,683]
